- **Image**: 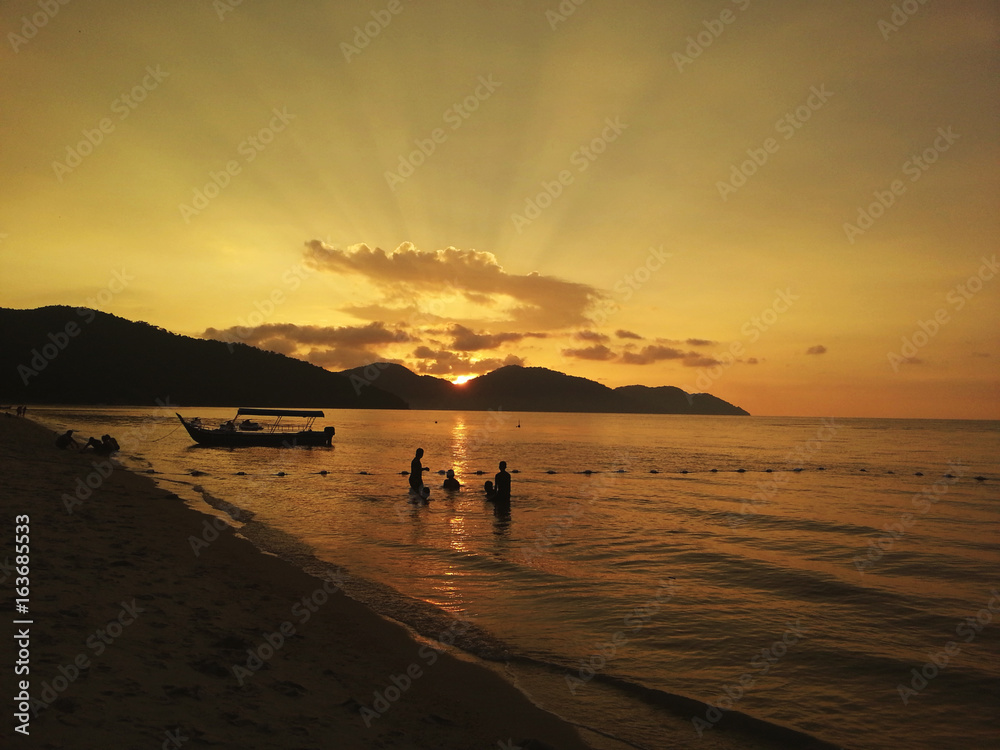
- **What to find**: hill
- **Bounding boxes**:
[340,364,749,415]
[0,306,406,409]
[0,307,749,414]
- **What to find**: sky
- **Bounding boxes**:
[1,0,998,419]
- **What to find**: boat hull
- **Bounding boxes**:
[177,415,334,447]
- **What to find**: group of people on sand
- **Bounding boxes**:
[408,448,512,505]
[55,429,120,455]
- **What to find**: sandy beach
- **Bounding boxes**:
[2,416,593,749]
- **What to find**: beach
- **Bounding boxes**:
[2,415,593,750]
[10,406,999,750]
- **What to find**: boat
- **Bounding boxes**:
[176,408,335,447]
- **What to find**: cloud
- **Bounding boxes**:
[203,321,411,370]
[205,321,409,348]
[575,329,610,342]
[449,323,546,351]
[411,347,524,375]
[806,345,828,355]
[305,347,403,370]
[616,329,643,340]
[686,338,716,347]
[620,345,690,365]
[562,344,616,361]
[683,355,723,368]
[304,240,601,329]
[617,344,726,368]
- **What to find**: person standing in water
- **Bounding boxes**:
[494,460,511,502]
[409,448,428,494]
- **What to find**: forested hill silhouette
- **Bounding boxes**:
[340,363,750,415]
[1,307,749,414]
[0,306,405,408]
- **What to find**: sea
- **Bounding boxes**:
[31,406,1000,750]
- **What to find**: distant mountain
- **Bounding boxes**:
[340,363,749,415]
[613,384,747,415]
[0,306,406,409]
[341,363,455,409]
[0,307,749,414]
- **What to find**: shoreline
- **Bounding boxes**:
[1,416,593,749]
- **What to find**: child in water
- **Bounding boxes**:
[443,469,461,491]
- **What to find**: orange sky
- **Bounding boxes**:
[1,0,997,418]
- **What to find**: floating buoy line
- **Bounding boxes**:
[147,467,992,482]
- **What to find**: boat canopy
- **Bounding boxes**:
[235,408,325,418]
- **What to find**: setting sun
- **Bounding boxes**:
[451,375,475,386]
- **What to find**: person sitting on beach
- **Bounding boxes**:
[55,430,78,450]
[483,480,497,501]
[494,461,512,502]
[56,429,77,449]
[442,469,461,491]
[409,448,428,494]
[79,435,118,455]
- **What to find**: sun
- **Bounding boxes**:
[451,375,475,385]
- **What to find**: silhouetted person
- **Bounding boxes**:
[409,448,427,493]
[442,469,460,491]
[55,430,78,450]
[483,480,496,500]
[80,435,118,455]
[494,461,511,502]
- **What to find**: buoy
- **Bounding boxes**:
[190,470,205,476]
[765,469,773,473]
[318,470,328,476]
[817,467,825,471]
[944,473,955,479]
[400,471,409,475]
[710,468,718,473]
[616,469,626,473]
[681,470,689,474]
[437,469,446,475]
[736,469,746,473]
[860,469,867,472]
[583,470,594,475]
[547,470,557,474]
[650,469,659,474]
[975,476,986,482]
[793,468,803,473]
[475,470,484,475]
[358,471,368,475]
[886,470,894,475]
[915,472,924,476]
[512,469,520,474]
[235,471,246,476]
[276,472,286,477]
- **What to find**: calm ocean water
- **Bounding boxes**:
[33,406,1000,750]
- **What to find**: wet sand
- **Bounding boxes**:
[1,416,592,749]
